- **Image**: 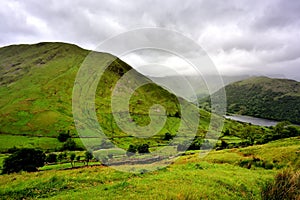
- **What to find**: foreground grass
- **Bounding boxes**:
[1,137,299,199]
[0,161,275,200]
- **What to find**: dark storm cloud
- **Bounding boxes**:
[0,0,299,80]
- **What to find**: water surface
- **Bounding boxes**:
[224,115,278,127]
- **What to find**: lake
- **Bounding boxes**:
[224,115,278,127]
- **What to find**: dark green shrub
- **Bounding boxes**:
[76,155,81,162]
[264,162,274,170]
[61,138,79,151]
[188,138,202,150]
[194,163,204,169]
[219,140,228,149]
[57,152,67,162]
[45,153,57,163]
[85,151,93,166]
[137,144,150,154]
[174,111,181,118]
[223,129,230,136]
[70,153,76,167]
[7,146,19,154]
[163,132,173,140]
[57,132,71,142]
[239,159,252,169]
[126,144,137,157]
[2,148,45,174]
[261,170,300,200]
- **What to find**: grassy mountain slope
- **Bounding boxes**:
[212,76,300,124]
[0,42,89,135]
[0,42,207,151]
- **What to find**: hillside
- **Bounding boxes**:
[0,42,201,151]
[209,76,300,124]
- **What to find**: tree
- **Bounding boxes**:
[223,129,230,136]
[76,155,81,162]
[274,121,291,134]
[220,140,228,149]
[2,148,45,174]
[285,126,300,137]
[45,153,57,163]
[163,132,173,140]
[137,144,150,154]
[57,131,71,142]
[85,151,93,166]
[62,138,77,151]
[70,153,76,167]
[126,144,137,157]
[188,138,202,150]
[7,146,19,154]
[240,126,256,145]
[57,152,67,162]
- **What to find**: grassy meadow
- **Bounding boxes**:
[0,137,299,199]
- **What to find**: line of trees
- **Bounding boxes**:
[2,148,95,174]
[126,143,150,157]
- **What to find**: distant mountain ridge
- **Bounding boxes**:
[148,74,250,101]
[211,76,300,124]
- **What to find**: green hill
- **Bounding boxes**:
[210,76,300,124]
[0,42,206,151]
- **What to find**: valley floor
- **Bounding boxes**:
[0,137,299,200]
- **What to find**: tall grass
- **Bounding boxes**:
[261,169,300,200]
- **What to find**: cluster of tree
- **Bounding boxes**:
[177,137,213,151]
[260,122,300,144]
[2,148,95,174]
[218,121,300,150]
[126,144,150,156]
[57,132,84,151]
[2,148,45,174]
[163,132,173,140]
[57,131,71,142]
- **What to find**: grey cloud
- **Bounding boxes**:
[0,0,299,80]
[252,0,300,31]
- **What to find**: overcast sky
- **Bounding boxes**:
[1,0,300,80]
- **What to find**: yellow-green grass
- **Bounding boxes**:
[0,159,275,200]
[0,154,8,172]
[0,135,63,152]
[238,137,300,168]
[197,137,300,169]
[40,162,100,171]
[1,137,299,199]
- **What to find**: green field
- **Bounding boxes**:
[0,137,299,199]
